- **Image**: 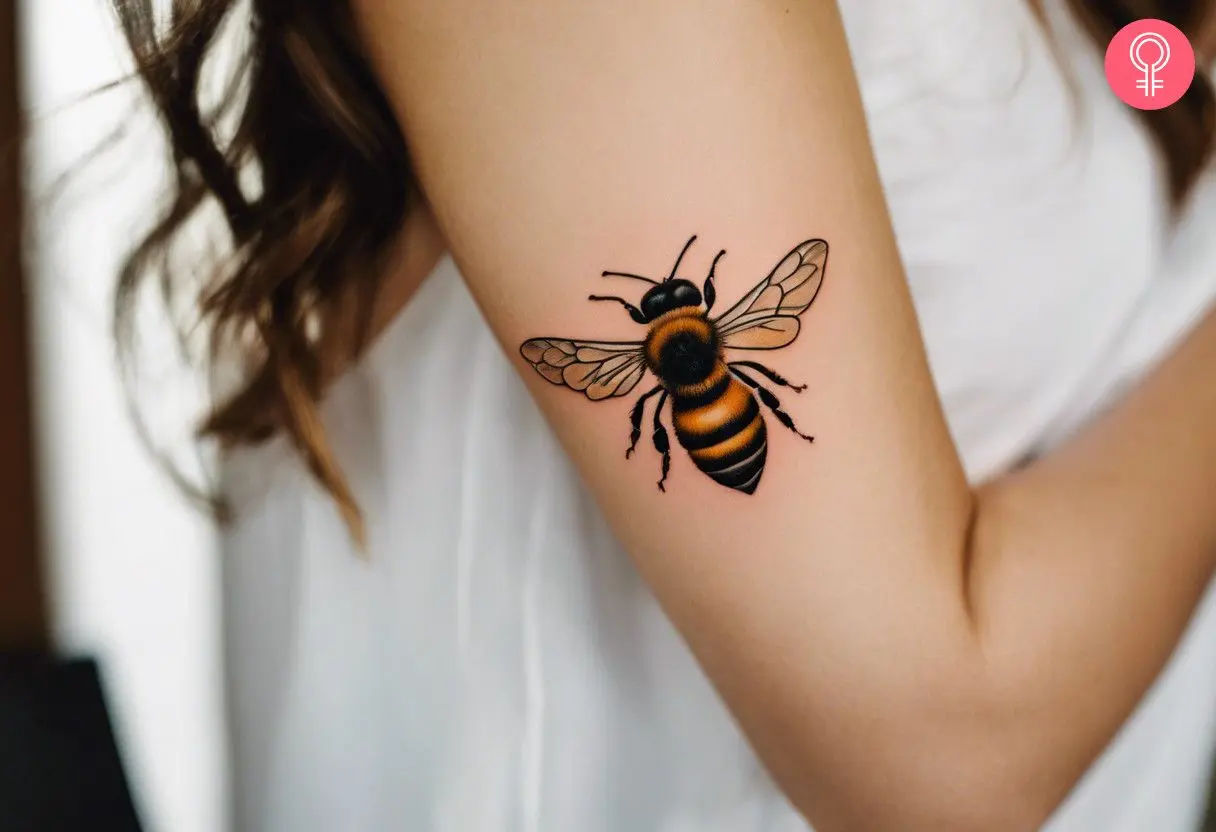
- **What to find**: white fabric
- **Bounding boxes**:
[221,1,1216,829]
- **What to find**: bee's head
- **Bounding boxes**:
[640,279,702,321]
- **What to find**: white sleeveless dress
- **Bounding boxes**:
[220,1,1216,829]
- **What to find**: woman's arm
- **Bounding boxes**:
[352,1,1216,828]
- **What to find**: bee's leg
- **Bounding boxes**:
[652,390,672,492]
[627,385,665,459]
[703,249,726,313]
[731,367,815,443]
[729,360,807,393]
[588,295,649,325]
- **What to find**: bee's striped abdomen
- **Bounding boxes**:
[671,363,768,494]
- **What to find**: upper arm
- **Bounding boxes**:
[350,0,971,562]
[351,1,980,826]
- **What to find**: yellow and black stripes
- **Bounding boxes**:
[671,369,768,494]
[521,237,825,496]
[640,309,772,494]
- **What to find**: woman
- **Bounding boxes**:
[112,0,1216,829]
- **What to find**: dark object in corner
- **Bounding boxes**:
[0,655,144,832]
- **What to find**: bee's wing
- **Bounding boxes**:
[713,239,828,350]
[519,337,649,400]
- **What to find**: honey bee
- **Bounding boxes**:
[520,236,827,494]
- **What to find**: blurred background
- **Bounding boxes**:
[4,2,225,831]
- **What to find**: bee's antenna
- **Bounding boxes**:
[601,270,659,286]
[667,235,698,282]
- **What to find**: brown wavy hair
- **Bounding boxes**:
[111,0,1215,539]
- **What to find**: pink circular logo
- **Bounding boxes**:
[1105,19,1196,110]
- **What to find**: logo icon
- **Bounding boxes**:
[1131,31,1170,96]
[1105,19,1195,110]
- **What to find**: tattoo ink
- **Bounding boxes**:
[520,236,827,494]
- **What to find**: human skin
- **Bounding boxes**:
[347,2,1216,828]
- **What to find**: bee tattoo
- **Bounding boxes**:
[520,236,828,495]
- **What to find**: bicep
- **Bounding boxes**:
[353,0,977,824]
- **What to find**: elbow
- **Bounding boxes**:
[876,765,1062,832]
[907,772,1064,832]
[783,749,1066,832]
[775,681,1080,832]
[775,496,1092,831]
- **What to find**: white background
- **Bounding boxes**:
[19,2,227,831]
